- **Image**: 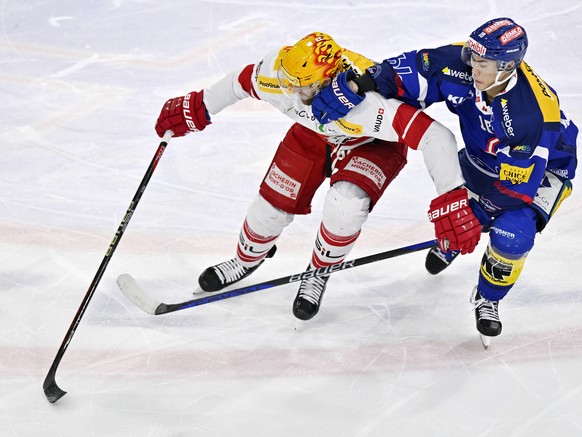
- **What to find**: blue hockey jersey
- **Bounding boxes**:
[371,44,578,215]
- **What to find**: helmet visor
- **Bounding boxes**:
[277,63,323,102]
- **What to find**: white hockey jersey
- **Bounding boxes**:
[202,45,464,195]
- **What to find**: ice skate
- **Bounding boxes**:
[198,245,276,292]
[292,269,330,321]
[470,286,502,349]
[425,246,460,275]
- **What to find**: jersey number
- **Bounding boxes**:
[388,54,413,75]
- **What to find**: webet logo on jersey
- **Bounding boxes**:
[442,67,472,82]
[500,99,515,137]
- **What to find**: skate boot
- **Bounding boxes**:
[470,286,502,349]
[198,245,277,292]
[425,246,460,275]
[293,269,330,321]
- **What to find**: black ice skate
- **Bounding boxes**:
[470,286,502,349]
[198,245,277,292]
[425,246,460,275]
[293,269,330,321]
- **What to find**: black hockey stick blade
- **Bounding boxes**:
[118,239,438,316]
[43,363,67,403]
[42,131,173,403]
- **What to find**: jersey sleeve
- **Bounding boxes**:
[202,47,290,115]
[202,64,258,115]
[371,44,470,110]
[359,94,464,194]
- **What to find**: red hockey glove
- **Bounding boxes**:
[155,90,211,138]
[427,188,482,255]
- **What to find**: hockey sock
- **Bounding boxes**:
[236,218,280,268]
[310,223,360,269]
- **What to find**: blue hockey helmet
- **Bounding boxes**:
[461,18,528,71]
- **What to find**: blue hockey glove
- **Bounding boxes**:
[312,71,365,124]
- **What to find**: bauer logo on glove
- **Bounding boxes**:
[427,197,469,220]
[427,188,482,255]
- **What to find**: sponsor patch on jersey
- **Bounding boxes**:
[373,108,384,132]
[499,162,534,184]
[264,163,301,199]
[333,118,363,135]
[500,98,515,137]
[422,52,430,71]
[520,62,560,123]
[344,156,386,189]
[533,171,572,217]
[257,76,282,94]
[442,67,472,82]
[511,144,531,154]
[499,26,524,45]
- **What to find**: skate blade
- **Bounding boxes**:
[479,333,492,350]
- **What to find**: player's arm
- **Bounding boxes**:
[313,45,465,124]
[398,106,483,254]
[313,49,434,123]
[369,98,482,254]
[154,63,260,138]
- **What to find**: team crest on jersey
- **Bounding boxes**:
[499,163,534,184]
[367,64,381,78]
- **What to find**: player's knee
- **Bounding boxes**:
[247,195,294,236]
[322,181,370,236]
[489,207,537,256]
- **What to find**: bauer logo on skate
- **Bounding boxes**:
[264,163,301,199]
[344,156,386,189]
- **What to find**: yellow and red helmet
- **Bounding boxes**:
[277,32,343,100]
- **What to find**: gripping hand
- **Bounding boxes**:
[427,188,482,255]
[155,90,211,138]
[312,71,365,124]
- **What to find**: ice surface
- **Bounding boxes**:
[1,1,581,436]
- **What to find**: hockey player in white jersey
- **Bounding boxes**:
[155,32,482,321]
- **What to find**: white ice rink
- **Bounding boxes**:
[2,1,582,436]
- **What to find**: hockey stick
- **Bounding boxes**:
[42,130,173,404]
[117,238,438,316]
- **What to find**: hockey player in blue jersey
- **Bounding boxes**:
[311,18,578,347]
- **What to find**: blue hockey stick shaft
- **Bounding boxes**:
[154,239,438,315]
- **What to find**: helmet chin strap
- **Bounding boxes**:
[479,69,516,92]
